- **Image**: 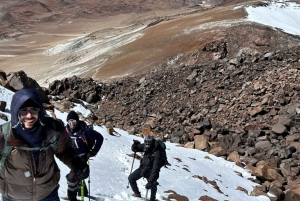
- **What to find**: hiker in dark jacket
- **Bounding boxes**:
[65,111,104,200]
[128,135,162,201]
[0,88,89,201]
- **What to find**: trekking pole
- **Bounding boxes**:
[81,180,84,201]
[145,189,149,201]
[127,152,136,188]
[88,159,90,201]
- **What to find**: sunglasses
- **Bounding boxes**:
[145,141,152,148]
[68,119,77,124]
[18,107,40,116]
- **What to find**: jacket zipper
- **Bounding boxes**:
[29,151,37,201]
[33,177,37,201]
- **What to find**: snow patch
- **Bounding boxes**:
[245,1,300,36]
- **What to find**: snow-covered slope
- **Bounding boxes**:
[245,0,300,36]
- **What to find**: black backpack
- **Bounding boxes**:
[155,139,169,167]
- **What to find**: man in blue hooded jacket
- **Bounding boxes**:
[0,88,89,201]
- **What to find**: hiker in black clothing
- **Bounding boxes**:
[128,135,163,201]
[65,111,104,201]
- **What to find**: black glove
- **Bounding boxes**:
[131,140,140,152]
[145,181,153,189]
[73,157,90,180]
[74,166,89,180]
[87,150,96,159]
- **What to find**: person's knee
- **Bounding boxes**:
[66,173,76,182]
[67,176,78,190]
[128,174,135,182]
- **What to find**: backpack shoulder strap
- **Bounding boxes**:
[0,121,13,170]
[15,135,57,151]
[155,139,166,150]
[50,135,57,151]
[79,121,88,131]
[153,139,159,150]
[79,122,91,147]
[0,118,58,170]
[1,120,11,138]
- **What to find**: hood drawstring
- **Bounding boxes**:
[39,120,45,126]
[12,115,23,129]
[12,120,21,129]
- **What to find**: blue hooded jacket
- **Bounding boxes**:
[10,88,46,165]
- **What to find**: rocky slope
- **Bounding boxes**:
[46,26,300,200]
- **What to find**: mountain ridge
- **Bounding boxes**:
[1,0,254,86]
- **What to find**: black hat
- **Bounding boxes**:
[67,111,79,121]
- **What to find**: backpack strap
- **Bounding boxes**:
[50,135,57,151]
[0,121,13,170]
[0,146,13,170]
[14,135,57,151]
[8,118,58,152]
[0,122,58,169]
[67,123,89,148]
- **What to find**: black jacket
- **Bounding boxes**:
[66,121,103,161]
[132,140,162,181]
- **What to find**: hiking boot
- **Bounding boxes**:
[77,189,88,197]
[132,193,141,198]
[78,191,89,197]
[67,189,78,201]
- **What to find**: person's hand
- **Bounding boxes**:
[74,166,89,180]
[72,157,90,180]
[131,140,140,152]
[87,150,96,159]
[145,181,153,189]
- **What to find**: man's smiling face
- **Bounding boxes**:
[18,107,40,129]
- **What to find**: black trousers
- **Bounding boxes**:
[128,168,157,200]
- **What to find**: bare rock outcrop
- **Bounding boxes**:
[0,70,50,105]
